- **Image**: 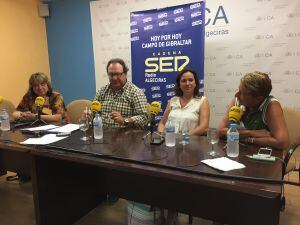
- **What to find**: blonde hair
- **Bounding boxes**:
[27,72,52,96]
[241,71,272,97]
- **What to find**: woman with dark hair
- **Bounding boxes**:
[157,67,209,135]
[13,72,66,122]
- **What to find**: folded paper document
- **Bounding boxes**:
[201,157,245,172]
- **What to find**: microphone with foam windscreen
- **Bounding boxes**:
[146,101,164,145]
[90,101,101,128]
[90,101,101,114]
[35,96,45,119]
[31,96,47,125]
[228,105,243,124]
[148,101,161,132]
[149,101,161,116]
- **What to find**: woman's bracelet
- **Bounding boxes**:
[247,137,254,144]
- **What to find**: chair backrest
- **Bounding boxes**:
[66,99,92,123]
[1,99,15,121]
[282,107,300,175]
[283,107,300,147]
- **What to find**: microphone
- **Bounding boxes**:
[90,101,101,128]
[31,96,47,125]
[146,101,164,145]
[148,101,161,132]
[228,105,243,124]
[90,101,101,114]
[35,96,45,119]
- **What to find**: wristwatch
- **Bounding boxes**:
[124,118,130,127]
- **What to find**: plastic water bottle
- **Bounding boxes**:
[227,123,239,157]
[0,109,10,131]
[93,113,103,139]
[165,119,176,147]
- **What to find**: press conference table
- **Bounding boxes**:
[1,128,283,225]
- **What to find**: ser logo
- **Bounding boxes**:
[151,86,160,91]
[145,56,190,73]
[152,93,161,99]
[167,91,175,96]
[166,84,175,89]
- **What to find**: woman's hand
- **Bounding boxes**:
[20,111,36,121]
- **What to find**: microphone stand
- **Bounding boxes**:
[31,107,47,126]
[143,117,164,145]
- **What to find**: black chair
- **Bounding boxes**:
[282,142,300,179]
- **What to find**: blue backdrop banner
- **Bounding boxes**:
[130,1,205,119]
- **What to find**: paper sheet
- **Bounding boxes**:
[21,124,58,131]
[48,124,80,133]
[201,157,245,172]
[20,134,68,145]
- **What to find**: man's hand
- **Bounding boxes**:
[109,111,125,125]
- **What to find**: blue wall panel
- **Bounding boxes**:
[46,0,95,104]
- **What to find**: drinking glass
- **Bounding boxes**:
[207,128,219,157]
[179,121,190,146]
[79,116,89,142]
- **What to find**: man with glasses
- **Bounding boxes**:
[93,58,148,128]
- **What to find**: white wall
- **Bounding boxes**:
[90,0,300,127]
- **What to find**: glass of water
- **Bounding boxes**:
[207,128,219,157]
[179,121,190,145]
[79,116,89,142]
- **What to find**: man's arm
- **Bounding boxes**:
[130,90,148,128]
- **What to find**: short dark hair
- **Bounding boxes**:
[106,58,129,74]
[27,72,52,96]
[174,67,201,97]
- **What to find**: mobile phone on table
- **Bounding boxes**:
[258,147,272,157]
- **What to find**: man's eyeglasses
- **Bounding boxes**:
[107,72,124,78]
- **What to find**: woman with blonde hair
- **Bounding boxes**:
[13,72,66,122]
[218,71,289,149]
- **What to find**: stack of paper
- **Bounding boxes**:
[20,134,68,145]
[21,124,58,132]
[20,124,80,145]
[201,157,245,171]
[48,124,80,133]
